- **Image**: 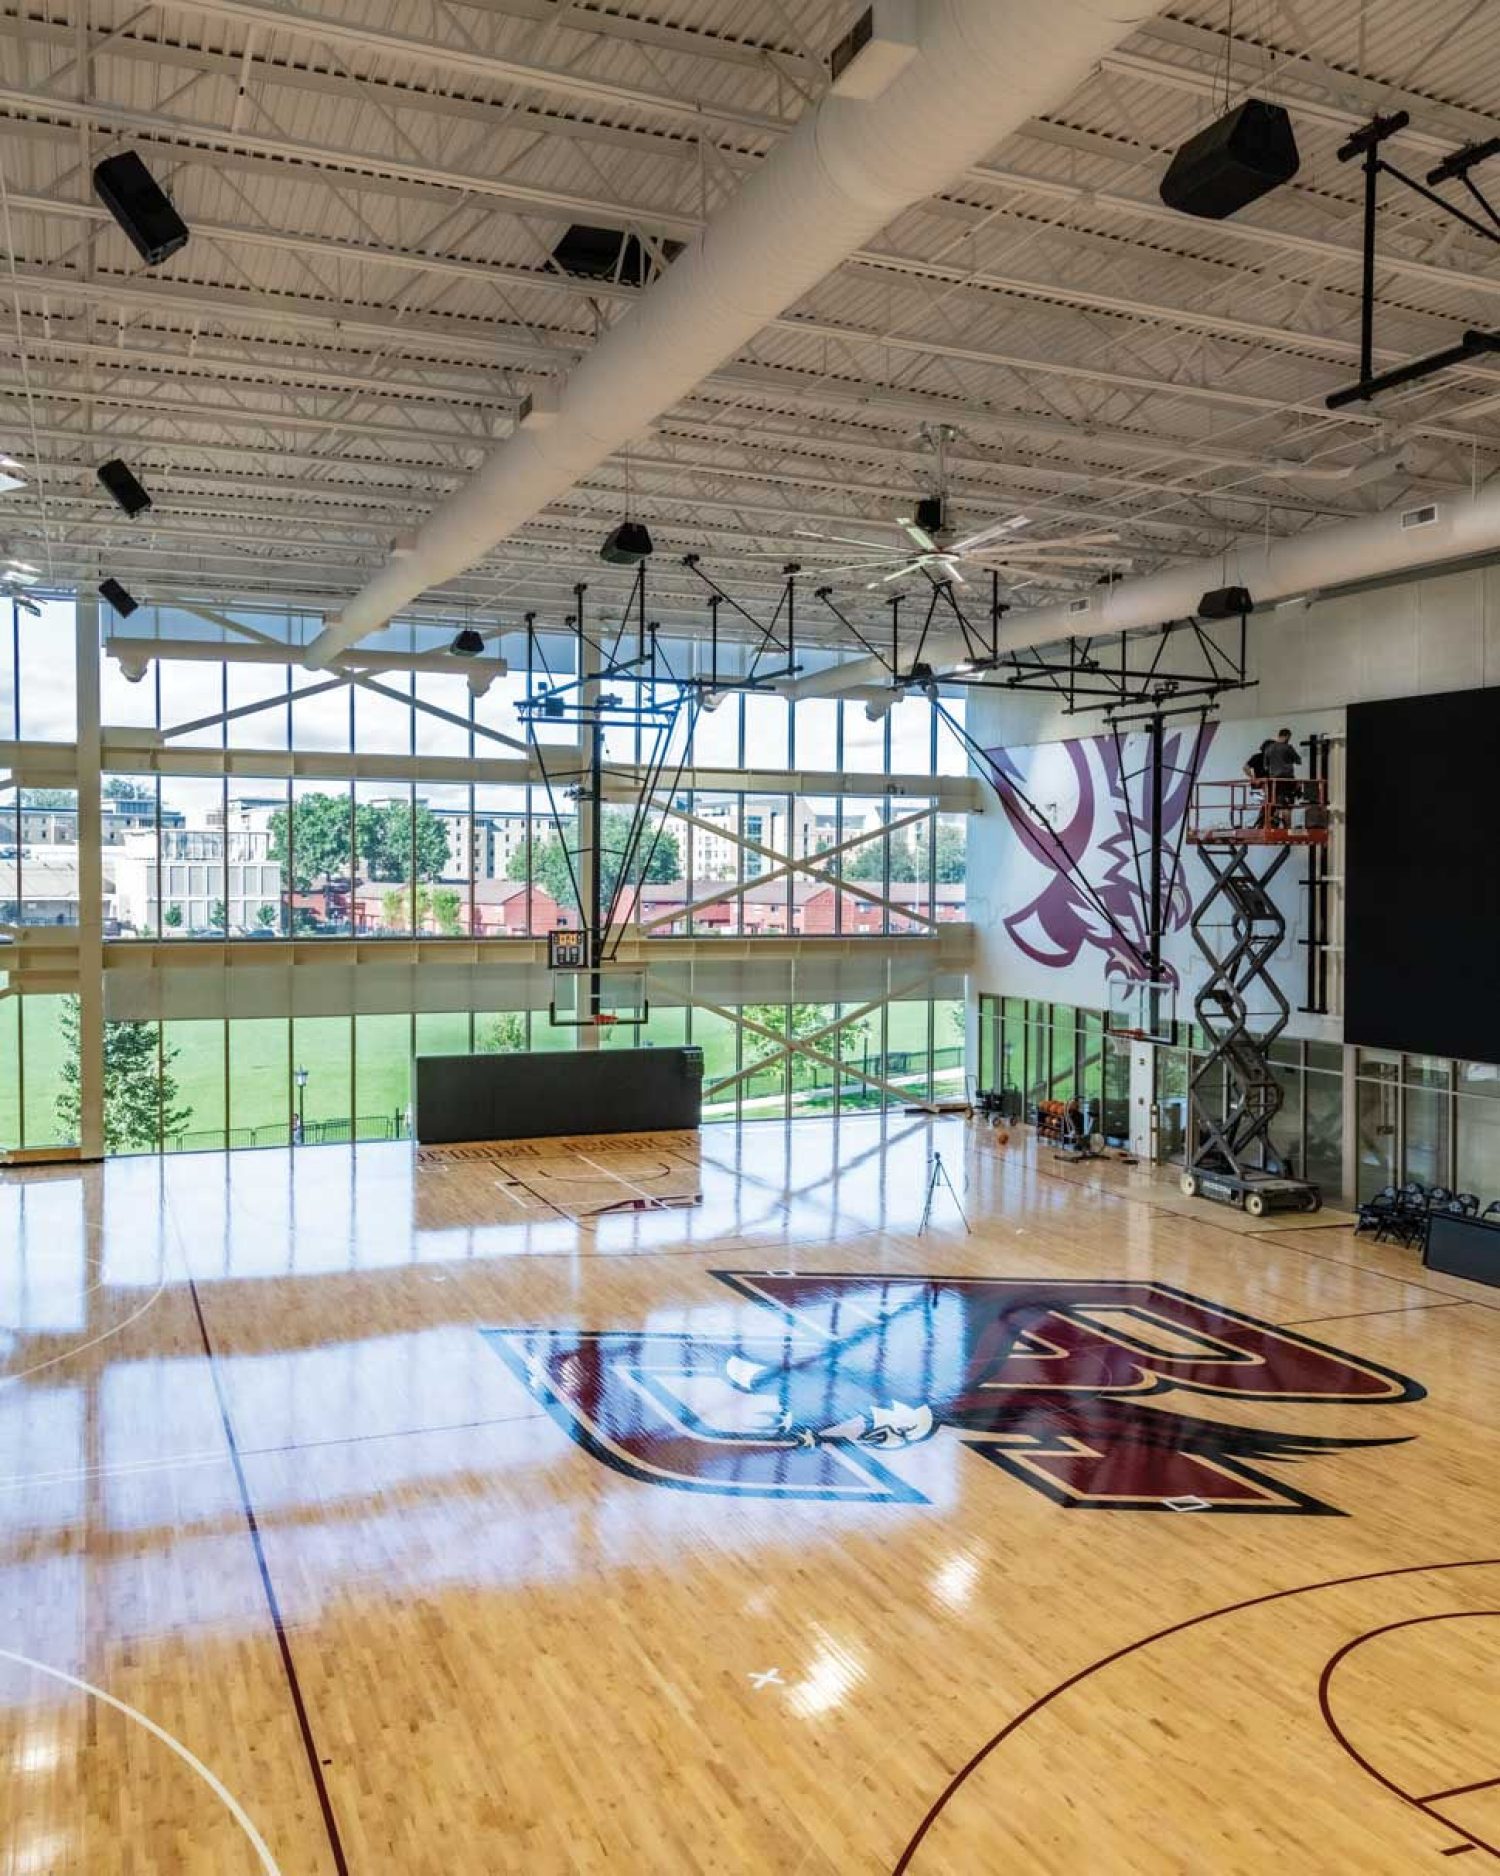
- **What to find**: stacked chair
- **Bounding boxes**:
[1355,1181,1486,1247]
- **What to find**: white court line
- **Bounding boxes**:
[570,1151,679,1213]
[0,1647,282,1873]
[0,1277,167,1391]
[0,1445,227,1495]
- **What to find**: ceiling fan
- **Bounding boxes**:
[793,423,1128,591]
[795,504,1128,590]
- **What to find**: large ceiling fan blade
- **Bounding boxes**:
[796,529,906,552]
[991,553,1131,570]
[975,529,1121,552]
[867,559,925,588]
[948,514,1030,554]
[897,516,939,553]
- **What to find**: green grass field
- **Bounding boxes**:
[0,996,963,1150]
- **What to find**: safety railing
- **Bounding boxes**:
[1187,776,1330,846]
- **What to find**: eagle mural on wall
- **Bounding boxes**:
[981,720,1218,985]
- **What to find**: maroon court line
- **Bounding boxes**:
[1424,1776,1500,1805]
[1320,1612,1500,1862]
[892,1557,1500,1874]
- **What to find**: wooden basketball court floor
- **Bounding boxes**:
[2,1114,1499,1874]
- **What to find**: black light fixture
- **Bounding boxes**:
[99,577,139,617]
[97,458,152,516]
[599,519,653,564]
[93,151,189,267]
[449,627,485,656]
[1160,99,1300,221]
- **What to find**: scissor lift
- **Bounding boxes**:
[1181,777,1330,1217]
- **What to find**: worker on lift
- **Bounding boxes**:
[1259,727,1302,827]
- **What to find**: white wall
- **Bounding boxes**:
[964,556,1500,1043]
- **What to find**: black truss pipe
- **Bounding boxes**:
[1327,329,1500,409]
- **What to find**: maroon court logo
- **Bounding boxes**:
[485,1273,1423,1515]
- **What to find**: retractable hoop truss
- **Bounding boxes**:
[518,572,697,977]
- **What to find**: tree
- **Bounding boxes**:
[431,886,462,936]
[379,884,464,934]
[208,899,227,931]
[740,1002,869,1090]
[103,777,153,802]
[268,793,452,890]
[507,820,578,910]
[56,999,193,1153]
[506,809,681,916]
[19,787,75,810]
[359,799,450,883]
[255,903,278,930]
[268,793,350,891]
[843,819,965,884]
[162,903,183,930]
[479,1012,526,1053]
[933,821,967,883]
[845,837,919,883]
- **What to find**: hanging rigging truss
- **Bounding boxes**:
[1328,111,1500,408]
[814,576,1254,714]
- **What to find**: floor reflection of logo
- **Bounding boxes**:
[484,1275,1424,1516]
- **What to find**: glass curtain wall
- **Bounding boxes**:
[2,600,973,1154]
[1354,1050,1500,1203]
[980,992,1356,1181]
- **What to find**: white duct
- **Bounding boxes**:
[305,0,1158,667]
[790,486,1500,698]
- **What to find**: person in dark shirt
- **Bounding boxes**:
[1260,728,1301,825]
[1242,744,1268,828]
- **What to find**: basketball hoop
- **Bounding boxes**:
[593,1013,620,1027]
[1105,977,1177,1047]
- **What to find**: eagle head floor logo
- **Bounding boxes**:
[484,1273,1424,1515]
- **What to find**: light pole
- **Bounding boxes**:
[293,1064,308,1145]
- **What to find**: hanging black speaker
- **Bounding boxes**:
[98,577,139,617]
[1198,585,1253,620]
[1160,100,1300,221]
[599,520,653,564]
[97,459,152,517]
[92,151,189,267]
